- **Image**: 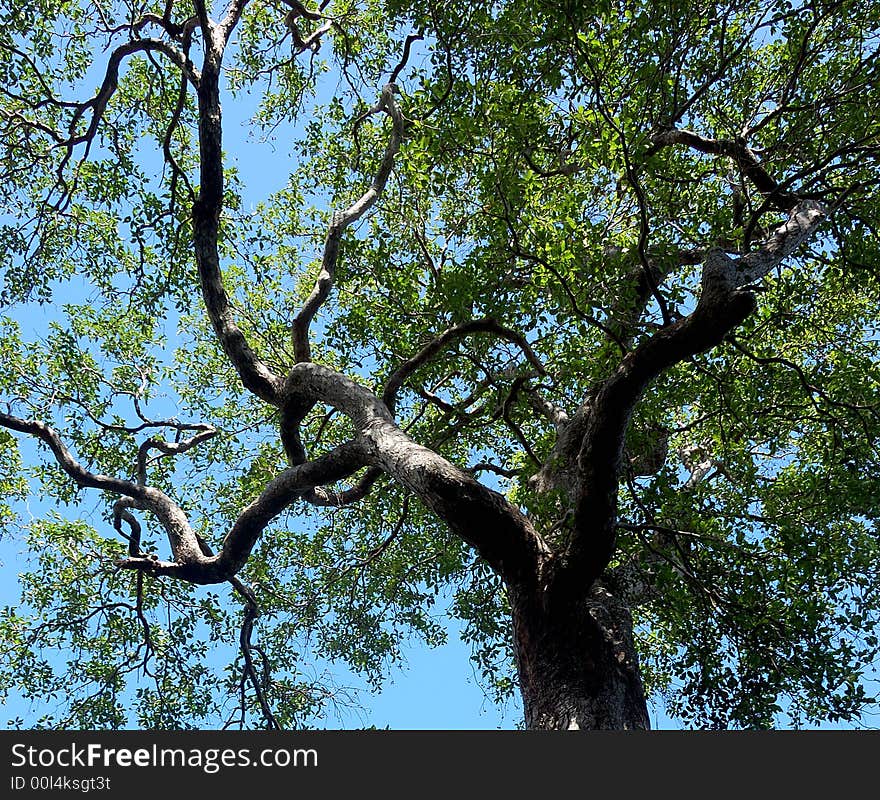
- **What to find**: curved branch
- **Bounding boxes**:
[225,576,279,729]
[1,411,141,498]
[192,22,284,406]
[279,1,326,21]
[563,201,825,588]
[0,411,205,566]
[580,64,672,327]
[119,440,369,582]
[499,375,542,467]
[4,407,372,585]
[301,465,383,507]
[382,317,547,416]
[136,425,217,485]
[389,32,423,84]
[281,82,408,467]
[113,498,143,556]
[292,83,406,363]
[67,38,198,151]
[30,36,198,209]
[111,12,198,42]
[470,462,520,478]
[279,363,551,584]
[649,128,797,207]
[217,0,251,46]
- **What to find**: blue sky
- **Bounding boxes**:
[0,530,523,730]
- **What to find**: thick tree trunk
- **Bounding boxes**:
[510,581,650,730]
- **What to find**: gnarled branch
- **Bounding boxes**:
[562,200,825,588]
[649,128,796,208]
[117,439,369,582]
[0,410,205,566]
[192,4,284,406]
[292,83,407,363]
[279,363,551,585]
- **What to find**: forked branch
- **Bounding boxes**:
[382,318,547,416]
[292,83,407,363]
[649,128,797,208]
[279,363,551,585]
[563,200,825,588]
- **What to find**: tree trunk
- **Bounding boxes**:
[510,581,650,730]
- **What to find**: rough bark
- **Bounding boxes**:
[281,362,552,584]
[511,580,650,730]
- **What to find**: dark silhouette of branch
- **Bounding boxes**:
[389,32,423,84]
[649,128,796,207]
[382,317,547,416]
[562,201,825,588]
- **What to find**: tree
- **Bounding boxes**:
[1,0,879,730]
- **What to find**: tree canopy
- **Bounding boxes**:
[1,0,880,729]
